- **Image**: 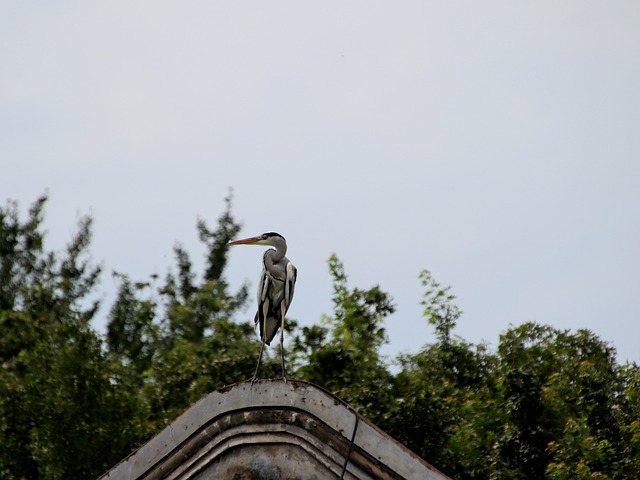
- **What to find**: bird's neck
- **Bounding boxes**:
[265,246,285,263]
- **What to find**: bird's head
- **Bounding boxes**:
[228,232,286,248]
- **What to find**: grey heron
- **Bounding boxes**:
[228,232,297,381]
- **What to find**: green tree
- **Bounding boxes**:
[4,194,640,480]
[492,323,626,480]
[618,363,640,478]
[390,270,497,479]
[292,254,395,424]
[107,273,159,382]
[0,196,143,479]
[105,193,255,430]
[388,272,638,480]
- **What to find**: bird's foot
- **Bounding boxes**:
[249,376,259,386]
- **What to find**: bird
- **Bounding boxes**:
[228,232,297,381]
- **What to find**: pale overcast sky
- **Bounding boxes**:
[3,2,639,364]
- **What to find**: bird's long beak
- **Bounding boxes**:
[228,236,261,246]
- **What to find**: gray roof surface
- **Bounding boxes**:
[100,379,451,480]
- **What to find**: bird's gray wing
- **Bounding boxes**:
[258,267,270,305]
[255,268,271,334]
[284,262,297,313]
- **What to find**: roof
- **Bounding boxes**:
[100,379,451,480]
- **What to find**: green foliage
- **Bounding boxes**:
[546,417,614,480]
[385,274,640,480]
[490,324,623,479]
[618,365,640,477]
[0,196,143,479]
[2,194,639,479]
[16,323,144,479]
[105,192,255,430]
[107,274,158,380]
[419,269,461,343]
[389,272,497,479]
[292,254,395,424]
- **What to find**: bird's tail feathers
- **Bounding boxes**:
[254,311,280,346]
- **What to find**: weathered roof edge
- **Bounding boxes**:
[100,379,450,480]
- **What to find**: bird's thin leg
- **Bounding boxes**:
[252,340,265,385]
[251,304,269,385]
[280,303,287,382]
